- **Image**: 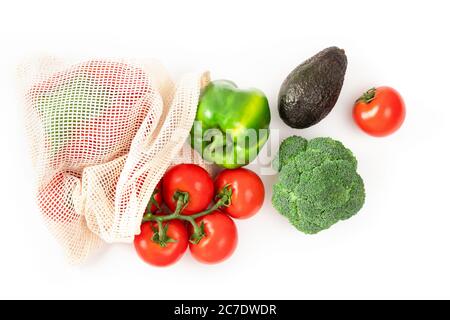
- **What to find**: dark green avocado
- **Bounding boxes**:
[278,47,347,129]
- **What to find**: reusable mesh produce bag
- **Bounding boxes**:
[18,57,211,264]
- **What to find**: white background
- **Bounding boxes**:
[1,0,449,300]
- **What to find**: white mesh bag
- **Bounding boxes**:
[18,57,211,264]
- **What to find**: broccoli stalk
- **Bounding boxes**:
[272,136,365,234]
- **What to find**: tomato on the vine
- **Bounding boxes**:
[214,168,265,219]
[134,220,188,267]
[189,211,238,264]
[162,164,214,215]
[353,86,406,137]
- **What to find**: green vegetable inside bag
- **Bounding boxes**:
[28,60,151,162]
[35,76,108,153]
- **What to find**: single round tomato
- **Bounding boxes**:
[162,164,214,215]
[189,211,238,264]
[353,86,406,137]
[214,168,265,219]
[134,220,188,267]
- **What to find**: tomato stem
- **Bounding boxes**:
[145,188,162,214]
[150,219,176,247]
[357,87,377,104]
[155,220,165,246]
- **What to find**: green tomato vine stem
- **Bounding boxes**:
[142,185,232,244]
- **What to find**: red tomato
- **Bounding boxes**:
[215,168,265,219]
[353,86,406,137]
[162,164,214,215]
[134,220,188,267]
[189,211,238,264]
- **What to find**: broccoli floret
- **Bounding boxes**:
[272,136,307,172]
[272,136,365,234]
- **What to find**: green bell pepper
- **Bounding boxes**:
[191,80,271,169]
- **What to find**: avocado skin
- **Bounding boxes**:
[278,47,347,129]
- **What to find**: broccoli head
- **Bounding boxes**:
[272,136,365,234]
